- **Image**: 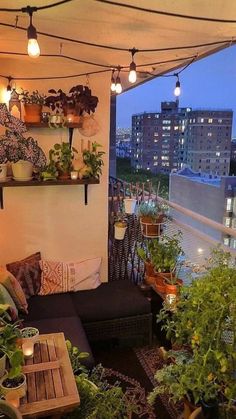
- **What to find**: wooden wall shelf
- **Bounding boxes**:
[0,178,99,208]
[25,122,82,128]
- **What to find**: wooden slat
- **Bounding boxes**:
[33,342,46,402]
[54,333,78,397]
[40,341,55,400]
[20,395,79,417]
[25,357,36,404]
[47,336,64,398]
[22,360,60,374]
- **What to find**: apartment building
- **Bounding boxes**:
[170,167,236,248]
[184,109,232,176]
[131,101,190,173]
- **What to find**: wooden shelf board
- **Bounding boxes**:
[0,178,99,188]
[25,122,82,128]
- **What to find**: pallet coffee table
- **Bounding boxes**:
[19,332,80,418]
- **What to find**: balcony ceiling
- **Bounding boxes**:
[0,0,235,90]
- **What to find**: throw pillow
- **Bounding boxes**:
[0,267,28,313]
[6,252,42,299]
[39,260,71,295]
[69,257,102,291]
[39,257,102,295]
[0,283,18,321]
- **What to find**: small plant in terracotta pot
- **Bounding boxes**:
[20,89,46,123]
[138,200,167,238]
[49,142,78,179]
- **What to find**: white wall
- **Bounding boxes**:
[0,63,110,281]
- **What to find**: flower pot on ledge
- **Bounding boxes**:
[12,160,33,180]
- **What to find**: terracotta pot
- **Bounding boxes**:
[63,105,81,123]
[140,214,164,238]
[154,273,166,294]
[24,104,42,123]
[184,397,199,419]
[165,278,183,295]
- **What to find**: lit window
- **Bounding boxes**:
[208,133,212,137]
[218,119,222,123]
[154,139,158,143]
[216,152,220,157]
[208,118,213,123]
[200,118,204,123]
[163,120,171,124]
[153,156,158,160]
[154,133,159,137]
[224,217,231,227]
[162,126,171,131]
[155,114,159,118]
[226,198,232,211]
[161,156,169,161]
[154,162,158,166]
[174,126,179,131]
[223,238,230,246]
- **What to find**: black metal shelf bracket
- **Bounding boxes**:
[0,187,3,209]
[84,184,88,205]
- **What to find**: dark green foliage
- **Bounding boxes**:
[83,142,105,178]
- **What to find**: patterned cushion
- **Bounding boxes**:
[0,267,28,313]
[6,252,42,299]
[39,261,71,295]
[0,283,18,321]
[39,258,102,295]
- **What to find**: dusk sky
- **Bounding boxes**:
[117,46,236,136]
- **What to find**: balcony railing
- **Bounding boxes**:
[108,176,236,283]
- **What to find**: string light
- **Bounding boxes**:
[115,67,122,94]
[174,75,181,97]
[24,7,40,58]
[110,69,116,92]
[5,76,12,102]
[128,48,137,83]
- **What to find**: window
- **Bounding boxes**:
[223,237,230,246]
[226,198,232,211]
[208,118,213,123]
[208,133,212,137]
[224,217,231,227]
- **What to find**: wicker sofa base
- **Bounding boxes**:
[83,313,152,345]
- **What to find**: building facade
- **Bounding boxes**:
[131,101,190,174]
[184,109,232,176]
[169,168,236,248]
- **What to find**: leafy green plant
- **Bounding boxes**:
[45,85,98,115]
[20,89,46,105]
[150,248,236,407]
[49,142,78,175]
[82,142,105,178]
[138,200,167,222]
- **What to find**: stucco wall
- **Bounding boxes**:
[0,63,110,281]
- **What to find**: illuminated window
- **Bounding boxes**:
[154,162,158,166]
[208,133,212,137]
[223,238,230,246]
[163,120,171,124]
[161,156,169,161]
[226,198,232,211]
[224,217,231,227]
[216,152,220,157]
[208,118,213,123]
[174,126,179,131]
[218,119,222,123]
[153,156,158,160]
[162,126,171,131]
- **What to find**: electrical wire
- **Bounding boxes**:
[96,0,236,24]
[0,21,233,53]
[0,0,73,13]
[0,68,110,81]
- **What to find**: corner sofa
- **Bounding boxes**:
[23,280,152,369]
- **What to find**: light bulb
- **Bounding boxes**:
[111,82,116,92]
[174,80,181,97]
[115,82,122,94]
[128,61,137,83]
[28,38,40,58]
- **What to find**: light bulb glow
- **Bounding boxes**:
[111,81,116,92]
[115,82,122,94]
[28,38,40,58]
[128,70,137,83]
[174,80,181,97]
[4,89,11,102]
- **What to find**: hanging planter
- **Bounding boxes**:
[140,214,164,238]
[114,220,127,240]
[124,198,136,215]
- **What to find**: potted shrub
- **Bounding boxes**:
[137,240,158,286]
[49,142,78,179]
[20,89,46,123]
[151,232,184,295]
[82,142,105,179]
[149,247,236,418]
[138,200,166,238]
[45,85,98,123]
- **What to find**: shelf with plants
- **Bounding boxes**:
[25,122,82,129]
[0,177,100,208]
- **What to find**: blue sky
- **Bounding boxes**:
[117,45,236,136]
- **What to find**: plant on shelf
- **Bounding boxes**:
[138,200,168,238]
[45,85,99,122]
[149,247,236,418]
[82,142,105,179]
[48,142,78,179]
[20,89,46,124]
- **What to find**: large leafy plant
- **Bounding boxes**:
[45,85,98,115]
[150,247,236,407]
[49,142,78,174]
[82,142,105,178]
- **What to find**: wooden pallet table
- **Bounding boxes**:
[19,333,80,418]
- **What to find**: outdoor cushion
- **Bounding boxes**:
[0,267,28,313]
[26,293,76,321]
[71,280,151,323]
[23,316,94,369]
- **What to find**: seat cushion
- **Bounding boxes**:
[23,316,94,369]
[26,293,76,321]
[71,280,151,323]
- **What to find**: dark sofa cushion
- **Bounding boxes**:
[26,293,76,321]
[71,280,151,323]
[23,316,94,369]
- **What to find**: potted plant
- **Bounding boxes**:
[20,327,39,342]
[0,308,25,399]
[45,85,98,123]
[20,89,46,123]
[138,200,167,238]
[149,247,236,418]
[114,213,127,240]
[82,142,105,179]
[151,232,184,295]
[49,142,78,179]
[137,240,158,286]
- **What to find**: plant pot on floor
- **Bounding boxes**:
[0,373,27,399]
[0,400,22,419]
[12,161,33,180]
[165,278,183,295]
[124,198,136,214]
[24,104,42,123]
[0,163,7,181]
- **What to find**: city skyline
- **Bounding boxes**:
[117,46,236,136]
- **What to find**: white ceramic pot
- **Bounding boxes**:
[12,160,33,180]
[124,198,136,214]
[0,373,27,399]
[20,327,39,344]
[0,164,7,181]
[114,223,127,240]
